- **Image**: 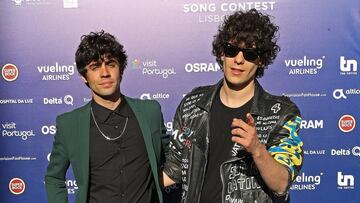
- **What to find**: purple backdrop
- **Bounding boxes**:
[1,0,359,202]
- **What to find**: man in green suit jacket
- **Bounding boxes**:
[45,31,168,203]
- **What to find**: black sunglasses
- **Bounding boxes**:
[223,43,260,62]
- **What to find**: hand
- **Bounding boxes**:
[231,113,264,156]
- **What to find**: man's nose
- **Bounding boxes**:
[234,51,245,64]
[99,63,110,77]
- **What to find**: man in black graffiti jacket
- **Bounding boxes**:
[163,9,303,203]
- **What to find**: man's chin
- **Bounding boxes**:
[224,75,255,91]
[224,78,245,90]
[94,90,120,101]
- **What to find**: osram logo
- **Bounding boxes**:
[2,63,19,82]
[300,119,323,129]
[337,172,355,189]
[41,125,56,135]
[338,115,356,133]
[184,62,221,73]
[9,178,25,195]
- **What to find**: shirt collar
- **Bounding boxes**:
[91,95,131,123]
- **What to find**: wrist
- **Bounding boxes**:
[251,143,266,159]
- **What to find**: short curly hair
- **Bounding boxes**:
[75,30,127,78]
[212,9,280,78]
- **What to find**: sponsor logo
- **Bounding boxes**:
[12,0,51,6]
[37,62,75,81]
[333,88,360,100]
[9,178,25,195]
[285,56,325,75]
[300,119,323,129]
[131,59,176,79]
[184,62,221,73]
[1,122,35,140]
[140,92,170,100]
[290,172,323,190]
[66,179,78,195]
[2,63,19,81]
[131,59,141,69]
[340,56,357,75]
[182,1,276,23]
[352,146,360,156]
[331,146,360,157]
[338,115,356,133]
[63,0,78,8]
[0,156,36,161]
[337,172,355,189]
[43,95,74,106]
[303,149,326,156]
[41,125,56,135]
[0,98,33,104]
[282,92,327,98]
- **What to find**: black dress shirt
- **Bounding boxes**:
[88,98,157,203]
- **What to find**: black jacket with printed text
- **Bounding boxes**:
[164,80,303,203]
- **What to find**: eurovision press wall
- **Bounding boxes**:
[1,0,359,202]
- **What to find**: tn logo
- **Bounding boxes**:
[337,172,354,187]
[271,103,281,113]
[340,56,357,72]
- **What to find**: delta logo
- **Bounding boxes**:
[9,178,25,195]
[2,64,19,82]
[338,115,356,133]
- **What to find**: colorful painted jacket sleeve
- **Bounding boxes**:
[267,104,303,192]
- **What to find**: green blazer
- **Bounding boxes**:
[45,97,168,203]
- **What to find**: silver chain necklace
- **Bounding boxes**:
[90,107,128,141]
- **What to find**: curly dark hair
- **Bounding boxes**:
[212,9,280,78]
[75,30,127,78]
